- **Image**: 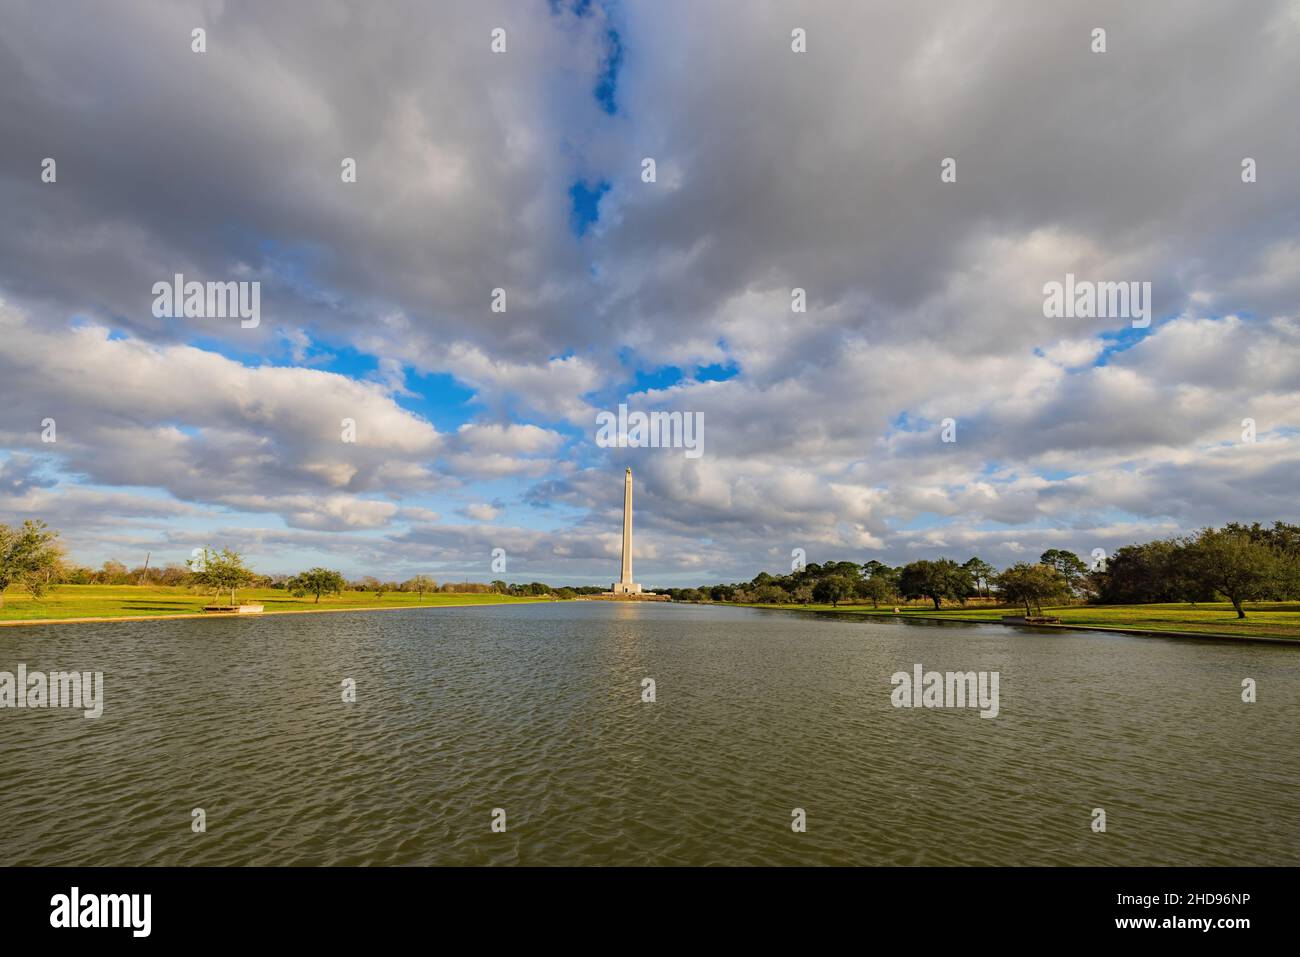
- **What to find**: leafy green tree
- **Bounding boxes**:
[25,558,63,599]
[858,574,893,608]
[287,567,347,603]
[1184,527,1285,619]
[0,520,63,606]
[1091,539,1195,604]
[818,561,863,584]
[1221,522,1300,598]
[962,557,996,598]
[898,559,974,609]
[1224,521,1300,556]
[860,559,892,579]
[752,583,789,603]
[812,575,855,607]
[1039,549,1089,593]
[996,563,1069,616]
[192,547,257,606]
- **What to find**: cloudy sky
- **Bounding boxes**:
[1,0,1298,586]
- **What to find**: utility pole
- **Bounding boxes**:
[139,551,151,586]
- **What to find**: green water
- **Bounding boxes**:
[1,602,1296,865]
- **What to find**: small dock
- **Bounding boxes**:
[202,604,265,614]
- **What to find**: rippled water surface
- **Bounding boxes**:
[2,602,1297,865]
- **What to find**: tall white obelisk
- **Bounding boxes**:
[613,466,642,595]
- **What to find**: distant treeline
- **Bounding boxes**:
[658,522,1300,620]
[0,521,600,606]
[7,519,1299,619]
[58,563,601,601]
[56,563,592,599]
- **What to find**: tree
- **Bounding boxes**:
[820,561,863,581]
[192,548,257,606]
[98,559,130,585]
[1039,549,1089,594]
[287,568,346,604]
[61,565,94,585]
[860,559,892,579]
[24,553,64,600]
[812,575,855,607]
[996,563,1069,617]
[404,574,436,599]
[862,562,900,596]
[898,559,974,610]
[752,583,789,603]
[155,563,190,586]
[962,557,996,599]
[858,574,893,609]
[1221,522,1300,598]
[1184,527,1284,619]
[361,576,390,600]
[1224,521,1300,557]
[1091,539,1197,604]
[0,520,63,608]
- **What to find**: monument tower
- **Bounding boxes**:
[613,466,642,595]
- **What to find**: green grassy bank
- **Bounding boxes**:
[0,584,551,624]
[732,600,1300,640]
[7,586,1296,640]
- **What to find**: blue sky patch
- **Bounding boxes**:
[594,28,623,114]
[569,179,610,236]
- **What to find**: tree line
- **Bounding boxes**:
[6,519,1299,618]
[0,522,584,605]
[660,522,1300,619]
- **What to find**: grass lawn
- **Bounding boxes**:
[734,601,1300,639]
[0,584,552,623]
